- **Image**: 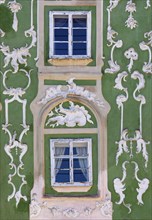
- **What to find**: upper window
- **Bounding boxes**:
[50,138,92,186]
[49,11,91,58]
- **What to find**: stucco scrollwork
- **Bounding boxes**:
[1,69,32,206]
[0,0,36,73]
[113,161,131,213]
[46,101,93,128]
[39,78,103,107]
[30,193,112,218]
[145,0,151,9]
[114,71,128,134]
[105,0,123,74]
[139,30,152,74]
[132,161,150,205]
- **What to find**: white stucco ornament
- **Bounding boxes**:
[139,30,152,74]
[7,0,22,32]
[108,0,120,11]
[63,208,80,218]
[114,71,128,134]
[39,78,103,107]
[124,48,138,72]
[46,101,93,128]
[105,1,123,74]
[145,0,151,9]
[132,162,150,205]
[0,28,5,37]
[0,0,5,4]
[113,161,131,213]
[125,0,138,29]
[1,69,32,206]
[0,0,36,73]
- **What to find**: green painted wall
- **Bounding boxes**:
[0,1,152,220]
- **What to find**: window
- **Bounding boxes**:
[50,138,92,186]
[49,11,91,58]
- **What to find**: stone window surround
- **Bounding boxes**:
[37,0,103,74]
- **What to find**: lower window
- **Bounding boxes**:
[50,138,92,186]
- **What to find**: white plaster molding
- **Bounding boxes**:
[7,0,22,32]
[113,161,131,213]
[1,69,32,126]
[108,0,120,11]
[105,0,123,74]
[38,78,103,107]
[115,129,129,166]
[125,0,138,29]
[1,69,31,206]
[132,161,150,205]
[139,30,152,74]
[145,0,151,9]
[116,129,149,167]
[114,71,128,134]
[134,130,150,168]
[46,101,94,128]
[2,126,29,207]
[30,193,112,219]
[124,48,138,72]
[0,0,36,73]
[0,28,5,37]
[131,71,145,133]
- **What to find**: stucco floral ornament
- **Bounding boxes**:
[7,0,22,32]
[124,48,138,72]
[125,0,138,29]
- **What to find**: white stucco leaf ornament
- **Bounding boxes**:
[132,161,150,205]
[124,48,138,72]
[134,130,150,168]
[39,78,103,107]
[46,101,94,128]
[113,161,132,213]
[115,129,129,165]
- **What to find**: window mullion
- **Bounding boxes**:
[70,141,73,183]
[69,14,72,57]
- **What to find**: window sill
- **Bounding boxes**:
[48,58,93,66]
[52,185,92,192]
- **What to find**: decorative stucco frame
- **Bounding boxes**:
[30,0,112,219]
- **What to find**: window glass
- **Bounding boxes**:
[51,139,92,186]
[73,18,87,27]
[49,12,91,58]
